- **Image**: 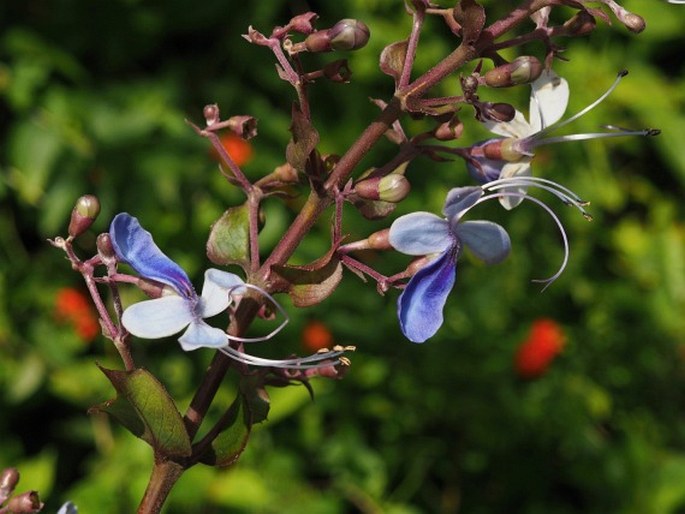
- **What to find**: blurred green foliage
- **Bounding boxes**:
[1,1,685,513]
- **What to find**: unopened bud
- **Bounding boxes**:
[434,115,464,141]
[6,490,43,513]
[96,233,115,260]
[562,10,596,36]
[68,195,100,238]
[354,174,410,203]
[136,278,168,299]
[329,19,370,51]
[477,102,516,123]
[367,229,392,250]
[484,56,542,88]
[203,104,220,126]
[621,12,645,33]
[0,468,20,502]
[304,30,333,53]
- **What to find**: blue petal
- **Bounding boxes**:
[398,248,457,343]
[454,220,511,265]
[389,212,452,256]
[110,213,194,297]
[57,502,78,514]
[442,186,483,221]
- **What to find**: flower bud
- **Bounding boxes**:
[562,10,596,36]
[476,101,516,123]
[484,56,542,88]
[203,104,220,126]
[68,195,100,238]
[434,115,464,141]
[621,12,645,33]
[354,174,410,203]
[367,228,392,250]
[96,232,115,260]
[136,277,168,299]
[329,19,370,51]
[304,31,332,53]
[0,467,20,503]
[6,490,43,513]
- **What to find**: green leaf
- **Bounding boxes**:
[198,394,251,467]
[206,203,250,268]
[241,375,271,425]
[285,103,319,172]
[91,366,192,459]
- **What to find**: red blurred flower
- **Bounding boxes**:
[514,318,565,379]
[302,320,334,352]
[55,287,100,341]
[210,133,253,167]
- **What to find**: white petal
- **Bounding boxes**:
[389,212,452,256]
[455,220,511,265]
[498,161,532,210]
[122,296,193,338]
[178,321,228,351]
[199,269,246,318]
[529,69,569,132]
[484,110,534,138]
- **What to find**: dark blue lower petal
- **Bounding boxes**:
[398,248,457,343]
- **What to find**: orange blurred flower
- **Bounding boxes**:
[514,318,565,379]
[55,287,100,341]
[211,133,253,167]
[302,320,334,352]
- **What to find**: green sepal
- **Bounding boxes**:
[91,366,192,459]
[206,203,250,269]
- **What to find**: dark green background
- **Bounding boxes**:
[1,1,685,512]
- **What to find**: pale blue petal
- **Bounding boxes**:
[122,295,193,339]
[455,221,511,265]
[466,140,507,184]
[442,186,483,221]
[199,269,246,318]
[178,321,228,351]
[484,110,533,138]
[498,160,532,210]
[110,213,194,298]
[398,249,456,343]
[389,212,452,256]
[529,69,569,131]
[57,502,78,514]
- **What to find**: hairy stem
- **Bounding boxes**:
[137,459,184,514]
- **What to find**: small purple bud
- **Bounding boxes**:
[96,232,115,260]
[6,491,43,513]
[477,102,516,123]
[203,104,220,126]
[367,228,392,250]
[328,19,370,51]
[484,56,542,88]
[68,195,100,238]
[0,467,20,503]
[434,115,464,141]
[562,10,596,36]
[354,174,410,203]
[304,30,332,53]
[622,12,645,33]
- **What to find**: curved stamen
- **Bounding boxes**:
[533,69,628,140]
[224,283,290,343]
[218,344,354,369]
[535,128,657,147]
[468,191,571,289]
[483,176,592,218]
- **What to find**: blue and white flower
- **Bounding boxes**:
[389,178,592,343]
[466,69,657,209]
[110,213,246,351]
[110,213,351,369]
